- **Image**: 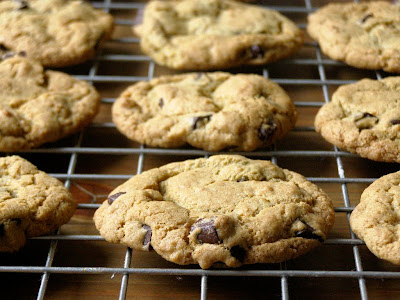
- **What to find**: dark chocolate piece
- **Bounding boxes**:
[159,98,164,108]
[191,219,221,244]
[143,224,152,249]
[230,245,246,262]
[237,176,249,182]
[258,121,277,142]
[359,112,376,119]
[359,13,373,24]
[107,192,126,205]
[295,223,324,243]
[354,112,378,130]
[192,115,212,130]
[390,119,400,125]
[13,0,28,9]
[249,45,264,59]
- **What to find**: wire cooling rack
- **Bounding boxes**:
[1,0,400,299]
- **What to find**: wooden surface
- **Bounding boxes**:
[1,0,400,299]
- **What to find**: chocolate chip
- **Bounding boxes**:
[354,112,378,130]
[295,223,324,243]
[0,47,26,61]
[390,119,400,125]
[158,98,164,108]
[237,176,249,182]
[258,121,277,142]
[359,13,373,24]
[361,113,375,119]
[143,224,152,249]
[11,218,21,225]
[192,115,212,130]
[230,245,246,262]
[13,0,29,9]
[0,224,4,236]
[107,192,126,205]
[248,45,264,59]
[191,219,221,244]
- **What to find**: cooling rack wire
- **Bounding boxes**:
[1,0,400,299]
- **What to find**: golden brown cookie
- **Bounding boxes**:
[0,0,114,67]
[94,155,335,269]
[134,0,304,70]
[112,72,297,151]
[0,155,76,252]
[0,56,101,152]
[350,171,400,265]
[315,77,400,163]
[308,1,400,73]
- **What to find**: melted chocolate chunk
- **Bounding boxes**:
[107,192,126,205]
[258,122,277,142]
[0,224,4,236]
[192,115,212,130]
[158,98,164,108]
[359,13,373,24]
[248,45,264,59]
[230,245,246,262]
[354,112,378,130]
[191,219,221,244]
[295,223,324,243]
[142,224,152,249]
[390,119,400,125]
[0,44,8,51]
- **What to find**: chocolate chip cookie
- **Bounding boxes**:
[0,155,76,252]
[0,56,100,152]
[315,77,400,163]
[134,0,304,70]
[308,1,400,73]
[350,171,400,265]
[0,0,114,67]
[94,155,335,269]
[112,72,297,151]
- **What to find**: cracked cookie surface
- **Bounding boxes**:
[0,155,76,252]
[0,0,114,67]
[308,1,400,73]
[350,171,400,265]
[0,56,100,152]
[315,77,400,163]
[134,0,304,70]
[112,72,297,151]
[94,155,334,269]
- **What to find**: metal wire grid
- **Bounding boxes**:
[0,0,399,299]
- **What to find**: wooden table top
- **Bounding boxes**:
[1,1,399,299]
